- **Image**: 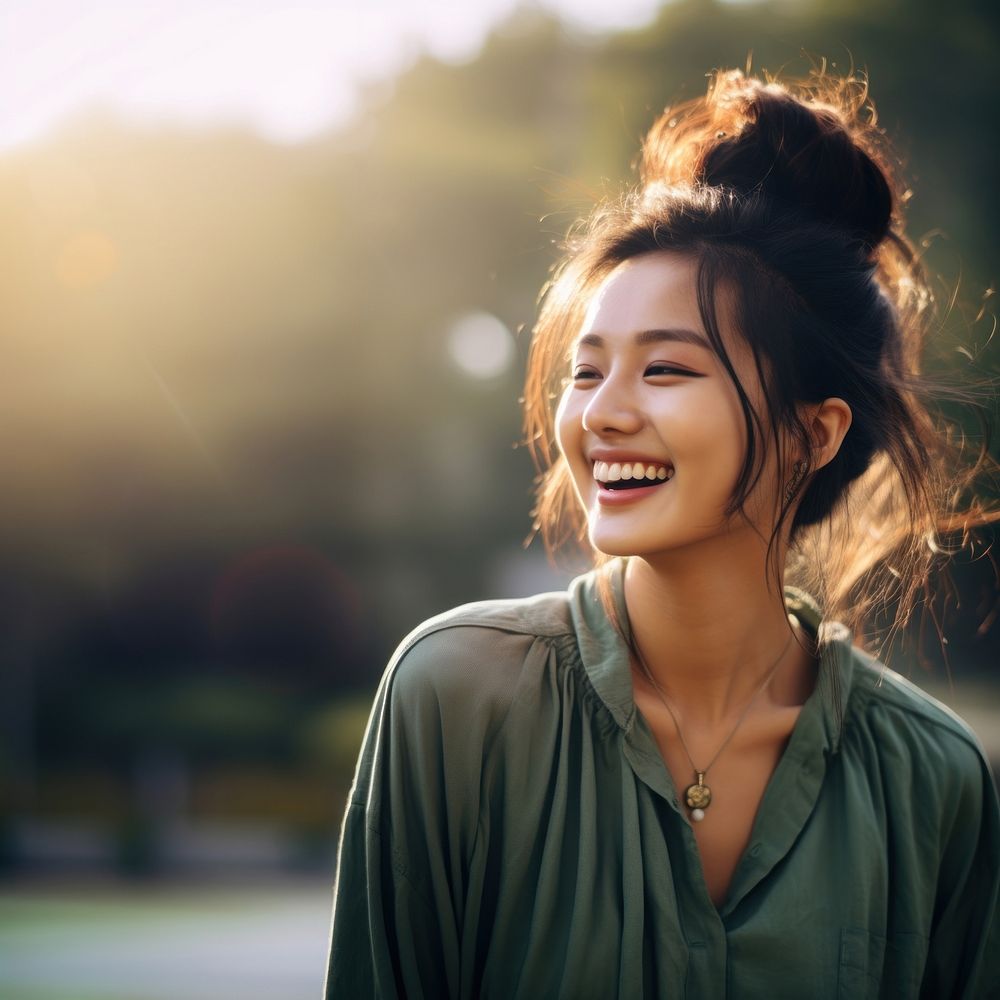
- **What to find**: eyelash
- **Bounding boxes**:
[572,364,692,380]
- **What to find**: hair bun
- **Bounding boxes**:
[641,71,894,253]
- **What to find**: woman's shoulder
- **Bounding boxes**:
[380,589,579,714]
[399,588,577,650]
[844,644,993,785]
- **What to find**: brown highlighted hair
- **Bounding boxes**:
[523,68,999,652]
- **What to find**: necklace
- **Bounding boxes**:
[631,631,794,823]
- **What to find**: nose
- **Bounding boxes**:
[582,373,644,436]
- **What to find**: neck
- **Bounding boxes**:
[622,538,814,726]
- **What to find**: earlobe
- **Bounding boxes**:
[810,397,853,470]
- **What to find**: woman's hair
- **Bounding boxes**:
[523,66,999,654]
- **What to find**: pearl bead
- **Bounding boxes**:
[691,808,705,822]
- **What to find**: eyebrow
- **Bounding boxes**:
[576,328,712,351]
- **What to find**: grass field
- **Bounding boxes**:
[0,877,333,1000]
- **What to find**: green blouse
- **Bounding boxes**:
[325,560,999,998]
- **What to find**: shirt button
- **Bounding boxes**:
[749,843,762,858]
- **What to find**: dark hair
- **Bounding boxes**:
[523,68,999,652]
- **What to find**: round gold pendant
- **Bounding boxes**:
[684,781,712,811]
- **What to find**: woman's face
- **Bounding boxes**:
[556,251,782,560]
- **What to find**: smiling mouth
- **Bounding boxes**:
[593,460,674,490]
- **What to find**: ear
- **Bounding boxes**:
[804,397,853,470]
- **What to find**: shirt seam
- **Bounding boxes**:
[564,639,632,733]
[393,615,618,741]
[394,606,576,650]
[469,632,586,865]
[850,682,989,761]
[467,638,536,869]
[347,800,441,917]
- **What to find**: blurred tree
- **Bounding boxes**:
[0,0,996,829]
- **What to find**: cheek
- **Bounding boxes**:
[672,387,749,491]
[554,388,592,506]
[554,386,579,461]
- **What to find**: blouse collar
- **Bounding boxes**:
[567,557,852,756]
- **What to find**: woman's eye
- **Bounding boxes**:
[645,364,692,377]
[572,367,601,381]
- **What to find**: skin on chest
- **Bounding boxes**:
[635,691,802,907]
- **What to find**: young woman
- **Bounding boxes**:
[325,69,1000,998]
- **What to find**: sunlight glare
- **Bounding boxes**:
[2,0,664,151]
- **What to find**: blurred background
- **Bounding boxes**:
[1,0,998,997]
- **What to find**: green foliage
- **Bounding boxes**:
[62,677,298,763]
[3,1,998,792]
[298,696,376,771]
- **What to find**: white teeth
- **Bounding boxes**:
[591,460,673,483]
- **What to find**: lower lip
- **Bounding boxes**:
[596,479,672,506]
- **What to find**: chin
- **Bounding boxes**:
[587,515,723,560]
[587,525,669,559]
[588,538,635,558]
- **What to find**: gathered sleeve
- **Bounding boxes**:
[324,622,529,999]
[920,737,1000,999]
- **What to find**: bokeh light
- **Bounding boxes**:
[446,310,516,380]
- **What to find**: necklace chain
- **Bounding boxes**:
[630,629,794,819]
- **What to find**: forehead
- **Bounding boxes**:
[579,252,706,341]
